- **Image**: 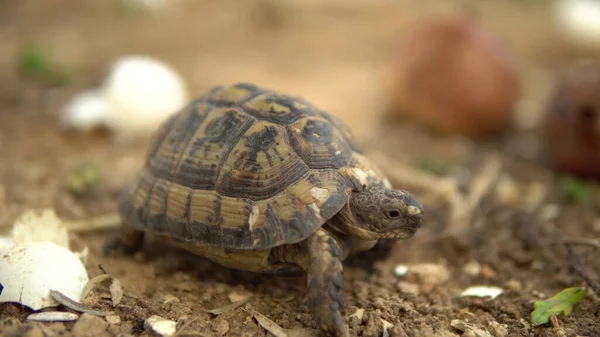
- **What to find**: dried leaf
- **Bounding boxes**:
[253,310,287,337]
[81,274,112,301]
[531,287,586,326]
[205,296,252,315]
[50,289,105,316]
[27,311,79,321]
[109,278,123,306]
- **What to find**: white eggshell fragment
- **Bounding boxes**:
[101,55,189,136]
[11,208,70,249]
[555,0,600,49]
[460,286,504,299]
[60,90,109,132]
[27,311,79,322]
[0,242,89,310]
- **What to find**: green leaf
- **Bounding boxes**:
[18,44,70,85]
[557,176,594,205]
[416,158,463,177]
[65,163,101,194]
[531,287,586,326]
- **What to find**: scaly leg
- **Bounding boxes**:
[274,229,349,337]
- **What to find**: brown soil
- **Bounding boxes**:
[1,1,599,337]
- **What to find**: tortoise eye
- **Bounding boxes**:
[386,209,401,219]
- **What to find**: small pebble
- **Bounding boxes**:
[145,315,177,337]
[505,279,522,292]
[163,294,180,304]
[350,308,365,320]
[216,319,230,336]
[462,260,482,277]
[105,314,121,324]
[228,291,252,303]
[27,311,79,322]
[487,320,508,337]
[405,263,450,288]
[393,264,409,277]
[396,281,420,295]
[480,265,497,279]
[72,313,108,337]
[451,320,493,337]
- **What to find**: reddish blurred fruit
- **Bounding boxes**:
[386,16,520,138]
[541,61,600,178]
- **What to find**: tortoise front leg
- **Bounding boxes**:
[274,229,350,337]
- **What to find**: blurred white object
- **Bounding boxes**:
[102,55,189,137]
[59,55,188,137]
[555,0,600,49]
[460,286,504,299]
[60,90,109,132]
[11,209,70,249]
[0,242,89,310]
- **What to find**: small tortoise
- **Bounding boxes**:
[107,83,424,337]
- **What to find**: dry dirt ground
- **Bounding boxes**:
[1,1,600,336]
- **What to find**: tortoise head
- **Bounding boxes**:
[334,185,424,241]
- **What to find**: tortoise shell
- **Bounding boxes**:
[119,83,390,250]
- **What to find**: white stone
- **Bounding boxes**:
[144,315,177,337]
[394,264,409,277]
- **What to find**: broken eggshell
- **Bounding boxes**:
[102,55,189,137]
[59,55,189,137]
[0,241,89,310]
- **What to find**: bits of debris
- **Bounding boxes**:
[350,308,365,320]
[206,295,253,315]
[144,315,177,337]
[253,310,288,337]
[105,314,121,324]
[404,263,450,290]
[80,272,123,307]
[381,319,394,337]
[494,175,519,206]
[480,265,497,280]
[71,313,109,337]
[27,311,79,321]
[451,320,493,337]
[462,260,482,277]
[228,291,252,303]
[505,279,522,292]
[460,286,504,299]
[396,281,420,295]
[215,319,230,336]
[487,320,508,337]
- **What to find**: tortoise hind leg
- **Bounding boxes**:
[274,229,350,337]
[103,225,145,256]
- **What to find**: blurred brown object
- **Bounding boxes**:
[386,15,520,138]
[541,60,600,178]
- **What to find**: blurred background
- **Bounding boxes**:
[2,0,600,336]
